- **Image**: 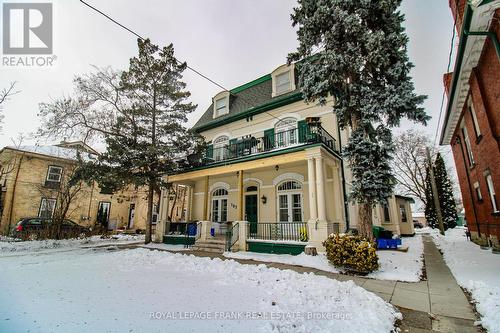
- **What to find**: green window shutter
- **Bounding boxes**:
[229,138,238,158]
[264,128,275,150]
[298,120,309,143]
[205,144,213,159]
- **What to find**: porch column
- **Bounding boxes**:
[188,185,194,221]
[315,156,326,221]
[307,157,318,221]
[238,170,244,221]
[154,187,169,243]
[203,176,209,221]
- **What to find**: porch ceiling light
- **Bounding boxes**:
[275,165,279,171]
[261,195,267,204]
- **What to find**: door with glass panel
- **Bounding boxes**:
[211,189,228,223]
[277,181,303,240]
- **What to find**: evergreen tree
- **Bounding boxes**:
[288,0,429,238]
[424,153,457,230]
[38,39,202,243]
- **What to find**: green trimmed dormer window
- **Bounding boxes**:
[213,91,230,118]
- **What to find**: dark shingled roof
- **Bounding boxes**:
[192,71,300,131]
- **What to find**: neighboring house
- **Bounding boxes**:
[412,212,428,227]
[154,63,412,252]
[441,0,500,248]
[0,142,157,234]
[373,195,415,236]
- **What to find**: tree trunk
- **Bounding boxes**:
[358,202,374,240]
[145,182,154,244]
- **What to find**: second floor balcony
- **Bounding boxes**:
[183,122,339,169]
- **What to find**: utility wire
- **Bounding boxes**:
[433,0,459,148]
[79,0,284,123]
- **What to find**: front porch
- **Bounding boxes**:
[155,145,346,253]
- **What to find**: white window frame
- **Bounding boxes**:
[213,135,229,162]
[473,181,483,201]
[276,180,303,223]
[485,173,498,213]
[274,117,298,148]
[38,198,56,218]
[211,188,228,223]
[271,64,296,97]
[468,97,481,138]
[212,91,230,118]
[462,125,475,166]
[46,165,63,182]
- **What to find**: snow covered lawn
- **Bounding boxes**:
[431,227,500,333]
[225,235,424,282]
[0,246,401,332]
[0,234,144,254]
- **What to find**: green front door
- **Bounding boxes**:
[245,195,258,234]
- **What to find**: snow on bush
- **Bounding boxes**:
[323,234,379,273]
[432,227,500,333]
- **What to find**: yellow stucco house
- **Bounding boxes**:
[154,63,414,253]
[0,141,157,235]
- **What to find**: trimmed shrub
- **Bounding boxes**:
[323,234,379,273]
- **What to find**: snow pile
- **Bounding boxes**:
[225,251,341,273]
[0,248,400,333]
[225,235,424,282]
[431,227,500,333]
[0,234,144,253]
[368,235,424,282]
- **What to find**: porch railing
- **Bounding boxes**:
[182,123,338,168]
[247,222,309,242]
[195,221,202,241]
[226,222,239,252]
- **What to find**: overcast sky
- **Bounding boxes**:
[1,0,455,150]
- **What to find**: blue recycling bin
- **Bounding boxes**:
[187,224,197,236]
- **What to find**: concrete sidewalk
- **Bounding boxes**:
[142,235,480,332]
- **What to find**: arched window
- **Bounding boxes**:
[275,117,298,148]
[211,188,228,222]
[213,135,229,162]
[277,180,303,223]
[277,180,302,191]
[246,186,258,192]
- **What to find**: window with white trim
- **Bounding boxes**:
[462,126,475,166]
[485,173,498,213]
[211,188,228,222]
[38,198,56,218]
[275,117,298,148]
[383,203,391,223]
[275,71,291,95]
[277,180,303,222]
[46,165,63,182]
[214,96,228,117]
[400,204,408,222]
[468,99,481,138]
[213,135,229,162]
[473,181,483,201]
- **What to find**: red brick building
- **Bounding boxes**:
[441,0,500,248]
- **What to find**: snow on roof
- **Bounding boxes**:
[412,212,425,218]
[7,145,96,161]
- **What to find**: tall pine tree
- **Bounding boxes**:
[38,39,202,243]
[288,0,429,239]
[424,153,457,230]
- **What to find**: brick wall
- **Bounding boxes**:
[449,10,500,248]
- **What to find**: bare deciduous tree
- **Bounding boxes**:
[392,129,434,206]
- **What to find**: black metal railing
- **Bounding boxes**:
[247,222,309,242]
[226,222,239,251]
[165,222,197,237]
[182,123,338,168]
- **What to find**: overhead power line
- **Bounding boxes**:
[79,0,284,123]
[433,0,459,147]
